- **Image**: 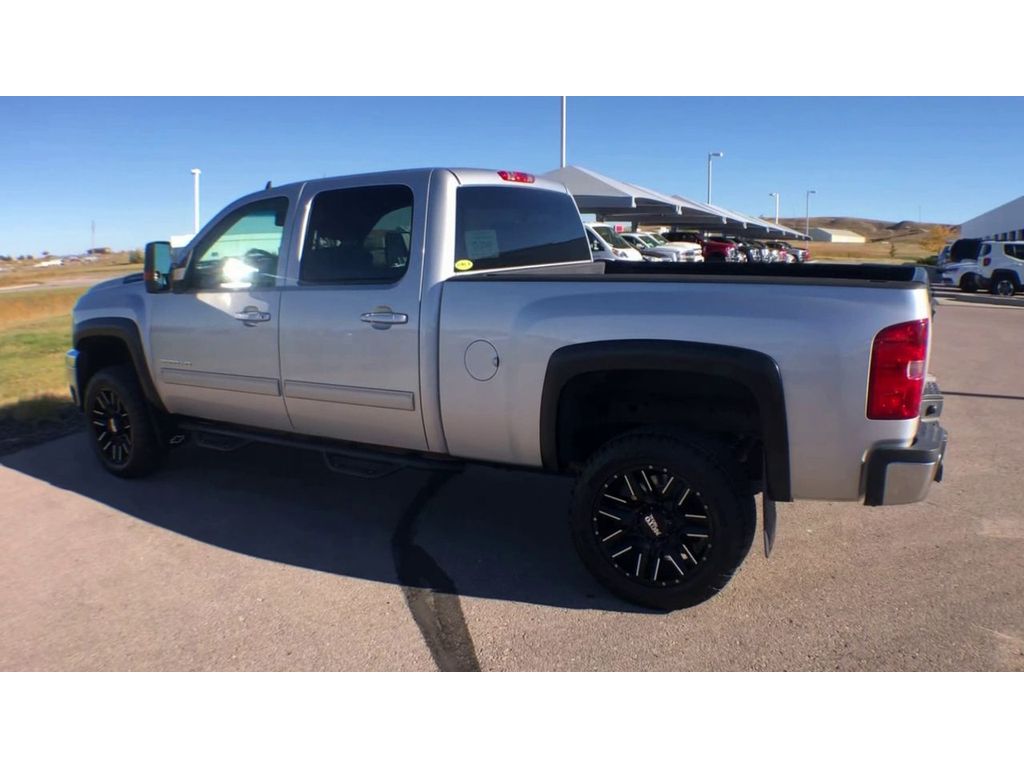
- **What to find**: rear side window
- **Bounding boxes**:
[454,186,589,272]
[300,185,413,284]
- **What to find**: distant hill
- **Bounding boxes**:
[773,216,959,244]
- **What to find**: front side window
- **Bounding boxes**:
[192,198,289,290]
[454,186,589,272]
[300,185,413,284]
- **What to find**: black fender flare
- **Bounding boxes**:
[539,339,791,501]
[73,317,166,412]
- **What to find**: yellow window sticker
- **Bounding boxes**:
[455,259,474,271]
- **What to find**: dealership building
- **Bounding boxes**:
[960,195,1024,240]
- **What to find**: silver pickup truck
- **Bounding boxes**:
[66,167,947,610]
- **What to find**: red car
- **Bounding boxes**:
[663,232,741,262]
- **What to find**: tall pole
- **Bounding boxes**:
[707,151,723,205]
[805,189,817,238]
[769,192,779,224]
[707,158,712,205]
[191,168,202,234]
[560,97,567,168]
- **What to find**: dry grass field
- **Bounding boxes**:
[0,256,137,448]
[776,216,954,264]
[800,240,934,263]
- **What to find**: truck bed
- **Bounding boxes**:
[451,259,928,287]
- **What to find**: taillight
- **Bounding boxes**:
[982,257,991,266]
[497,170,535,183]
[866,319,929,420]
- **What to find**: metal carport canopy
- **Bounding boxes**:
[604,198,809,240]
[540,165,733,227]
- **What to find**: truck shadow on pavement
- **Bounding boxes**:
[4,435,647,628]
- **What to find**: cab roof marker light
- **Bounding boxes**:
[497,170,535,183]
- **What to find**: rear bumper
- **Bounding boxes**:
[863,420,947,506]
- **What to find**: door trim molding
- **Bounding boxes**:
[283,380,415,411]
[160,368,282,397]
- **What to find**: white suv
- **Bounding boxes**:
[978,241,1024,297]
[941,259,985,293]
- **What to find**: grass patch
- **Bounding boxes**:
[0,286,85,331]
[803,240,933,264]
[0,313,75,409]
[0,259,137,289]
[0,288,84,452]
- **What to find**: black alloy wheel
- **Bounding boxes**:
[592,466,713,587]
[570,432,756,611]
[89,387,133,467]
[82,364,165,478]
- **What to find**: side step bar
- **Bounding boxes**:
[178,419,464,478]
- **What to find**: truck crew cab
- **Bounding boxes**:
[66,167,947,610]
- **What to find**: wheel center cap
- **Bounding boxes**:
[108,417,118,434]
[643,512,664,538]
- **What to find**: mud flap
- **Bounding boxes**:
[762,492,777,557]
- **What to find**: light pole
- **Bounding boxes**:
[707,151,723,205]
[805,189,817,238]
[190,168,202,234]
[769,192,780,224]
[560,96,567,168]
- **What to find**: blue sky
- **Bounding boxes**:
[2,97,1023,254]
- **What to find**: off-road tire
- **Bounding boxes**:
[83,364,165,478]
[570,432,756,611]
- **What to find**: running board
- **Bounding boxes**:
[193,431,251,452]
[178,419,464,477]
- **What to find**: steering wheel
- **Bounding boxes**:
[243,248,275,259]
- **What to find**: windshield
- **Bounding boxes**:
[592,225,631,249]
[640,235,661,246]
[648,233,668,244]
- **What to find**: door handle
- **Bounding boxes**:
[233,307,272,325]
[360,311,408,326]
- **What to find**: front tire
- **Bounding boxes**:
[83,365,165,478]
[570,433,756,610]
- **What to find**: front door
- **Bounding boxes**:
[279,181,427,451]
[148,196,295,432]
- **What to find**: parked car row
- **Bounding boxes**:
[584,224,811,265]
[940,238,1024,296]
[662,232,810,264]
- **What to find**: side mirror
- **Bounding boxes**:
[144,241,172,293]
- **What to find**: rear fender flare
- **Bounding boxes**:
[539,340,791,501]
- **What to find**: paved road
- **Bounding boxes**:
[2,294,1022,671]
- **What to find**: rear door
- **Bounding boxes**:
[278,174,429,451]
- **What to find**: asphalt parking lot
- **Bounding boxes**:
[2,289,1022,671]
